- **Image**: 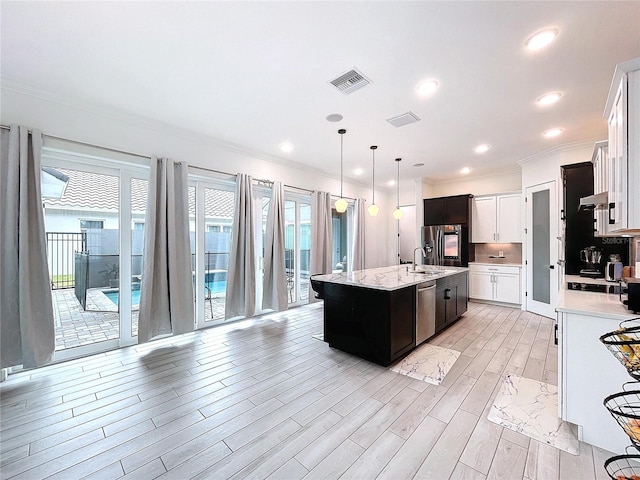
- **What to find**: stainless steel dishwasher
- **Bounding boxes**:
[416,282,436,345]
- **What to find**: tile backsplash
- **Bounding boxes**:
[472,243,522,264]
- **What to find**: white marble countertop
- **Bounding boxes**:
[556,284,636,320]
[565,274,612,286]
[469,262,522,267]
[311,265,469,291]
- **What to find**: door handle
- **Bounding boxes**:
[549,265,555,269]
[609,202,615,225]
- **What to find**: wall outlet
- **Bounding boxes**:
[498,251,504,257]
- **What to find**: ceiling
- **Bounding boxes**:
[2,1,639,187]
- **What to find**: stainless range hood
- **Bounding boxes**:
[579,191,609,211]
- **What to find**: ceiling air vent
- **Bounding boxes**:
[329,68,371,95]
[387,111,421,128]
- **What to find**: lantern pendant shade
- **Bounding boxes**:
[335,129,347,213]
[393,208,404,219]
[335,197,348,213]
[369,145,379,216]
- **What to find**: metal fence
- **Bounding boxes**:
[47,232,310,297]
[46,232,87,289]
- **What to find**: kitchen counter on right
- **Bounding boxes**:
[557,284,632,320]
[556,279,638,455]
[560,274,638,317]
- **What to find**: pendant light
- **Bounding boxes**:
[334,129,348,213]
[392,158,403,220]
[368,145,379,216]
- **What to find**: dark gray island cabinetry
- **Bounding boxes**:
[435,271,468,333]
[310,265,469,366]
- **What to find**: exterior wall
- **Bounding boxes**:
[44,208,118,233]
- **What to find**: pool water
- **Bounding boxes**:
[104,281,226,306]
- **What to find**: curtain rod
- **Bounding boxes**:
[1,124,152,160]
[1,124,352,199]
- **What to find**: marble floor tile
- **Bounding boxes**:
[390,343,460,385]
[488,373,579,455]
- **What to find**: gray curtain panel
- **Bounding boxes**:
[309,191,333,302]
[351,198,366,271]
[225,173,256,319]
[0,125,55,369]
[262,182,287,312]
[138,157,194,343]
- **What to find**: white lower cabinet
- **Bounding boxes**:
[469,264,521,305]
[558,309,631,454]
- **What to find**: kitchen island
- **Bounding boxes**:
[310,265,469,366]
[557,276,637,454]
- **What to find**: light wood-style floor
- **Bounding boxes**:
[0,301,614,480]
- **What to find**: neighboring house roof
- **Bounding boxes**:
[42,168,234,219]
[42,166,69,183]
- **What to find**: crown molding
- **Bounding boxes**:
[422,164,522,186]
[516,140,595,166]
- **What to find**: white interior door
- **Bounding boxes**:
[525,181,558,318]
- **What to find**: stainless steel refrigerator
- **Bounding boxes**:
[422,224,469,267]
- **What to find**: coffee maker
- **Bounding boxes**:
[580,246,603,278]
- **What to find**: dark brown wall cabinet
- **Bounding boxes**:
[424,194,472,226]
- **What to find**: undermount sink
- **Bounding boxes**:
[411,266,446,274]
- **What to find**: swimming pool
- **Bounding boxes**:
[104,280,226,306]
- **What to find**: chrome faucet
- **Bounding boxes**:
[412,246,430,271]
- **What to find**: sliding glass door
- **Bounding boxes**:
[193,181,235,329]
[41,152,148,360]
[285,195,311,306]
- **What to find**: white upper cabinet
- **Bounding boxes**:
[592,140,609,237]
[496,194,522,242]
[472,193,522,243]
[472,196,496,243]
[604,57,640,233]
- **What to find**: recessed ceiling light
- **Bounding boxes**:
[543,128,564,138]
[279,142,294,153]
[326,113,344,122]
[353,168,363,176]
[460,167,471,174]
[537,92,562,106]
[416,79,439,96]
[413,163,425,167]
[526,28,558,51]
[474,144,490,154]
[388,180,396,186]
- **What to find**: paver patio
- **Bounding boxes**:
[51,282,308,351]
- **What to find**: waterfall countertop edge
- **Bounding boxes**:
[310,265,469,292]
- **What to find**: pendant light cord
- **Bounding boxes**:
[396,158,400,207]
[339,130,344,198]
[372,151,375,204]
[371,145,376,204]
